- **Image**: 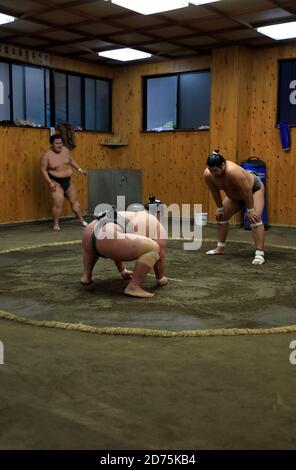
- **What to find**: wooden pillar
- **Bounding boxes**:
[209,46,252,223]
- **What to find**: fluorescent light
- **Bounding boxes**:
[98,48,152,61]
[190,1,221,5]
[256,21,296,40]
[0,13,15,25]
[111,0,188,15]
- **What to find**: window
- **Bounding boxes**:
[45,69,50,127]
[143,70,211,131]
[0,59,112,131]
[68,75,81,128]
[0,62,48,125]
[85,78,96,130]
[54,72,111,130]
[54,72,82,127]
[0,62,10,121]
[12,65,25,121]
[278,59,296,126]
[179,72,210,129]
[146,75,177,131]
[85,78,111,131]
[54,71,67,124]
[12,64,48,125]
[25,66,47,125]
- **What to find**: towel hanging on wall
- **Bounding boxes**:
[278,122,291,151]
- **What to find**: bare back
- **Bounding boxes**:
[119,211,167,241]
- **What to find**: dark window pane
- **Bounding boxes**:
[1,62,112,130]
[68,75,81,127]
[12,64,25,121]
[95,79,110,131]
[25,66,45,125]
[55,72,67,124]
[144,71,211,131]
[278,59,296,125]
[12,65,46,125]
[85,78,95,130]
[179,71,211,129]
[0,62,10,121]
[146,76,177,131]
[45,69,50,127]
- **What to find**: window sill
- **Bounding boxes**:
[141,128,210,133]
[0,124,113,133]
[100,143,128,147]
[0,123,49,129]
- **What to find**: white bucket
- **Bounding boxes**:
[195,212,208,226]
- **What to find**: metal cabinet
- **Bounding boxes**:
[88,168,142,214]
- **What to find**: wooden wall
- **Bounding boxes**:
[1,43,296,225]
[111,45,296,227]
[0,127,51,223]
[250,45,296,226]
[209,46,252,223]
[0,43,113,78]
[0,45,113,224]
[112,57,211,213]
[0,127,113,223]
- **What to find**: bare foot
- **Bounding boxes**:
[80,276,93,285]
[206,247,224,255]
[124,285,155,298]
[53,224,60,231]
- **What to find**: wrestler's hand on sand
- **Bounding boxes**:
[121,270,133,279]
[157,276,168,286]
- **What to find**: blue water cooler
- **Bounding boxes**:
[241,157,267,229]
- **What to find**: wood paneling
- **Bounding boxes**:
[210,47,240,161]
[0,45,113,223]
[112,56,211,214]
[209,47,240,223]
[209,44,296,226]
[0,128,111,223]
[1,44,296,225]
[0,127,51,223]
[0,43,113,78]
[209,46,252,223]
[237,47,252,160]
[0,124,209,224]
[250,45,296,226]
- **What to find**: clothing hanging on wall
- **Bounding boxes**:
[57,121,77,150]
[278,122,291,151]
